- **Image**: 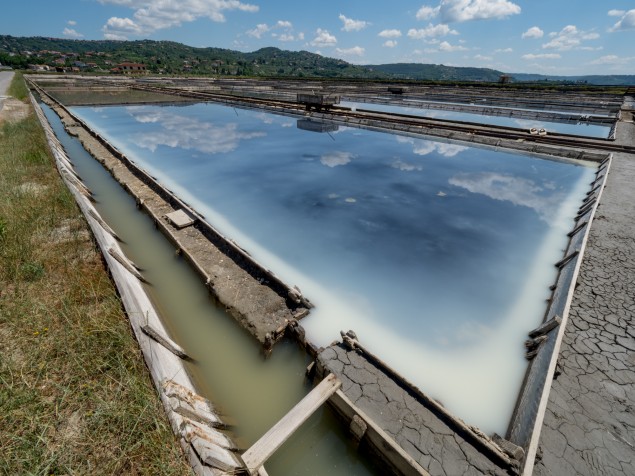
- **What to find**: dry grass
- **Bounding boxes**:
[0,75,191,474]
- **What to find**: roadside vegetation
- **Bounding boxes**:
[0,74,190,474]
[6,71,28,100]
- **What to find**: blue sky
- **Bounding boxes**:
[2,1,634,75]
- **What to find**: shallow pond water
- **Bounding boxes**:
[69,101,596,435]
[342,100,612,138]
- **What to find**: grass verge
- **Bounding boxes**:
[0,75,190,474]
[6,71,29,101]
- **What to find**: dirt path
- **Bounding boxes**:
[0,70,13,95]
[0,71,29,124]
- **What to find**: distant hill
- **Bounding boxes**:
[1,35,633,85]
[510,73,635,86]
[0,35,379,78]
[365,63,504,82]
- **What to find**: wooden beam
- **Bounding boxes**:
[141,325,192,361]
[241,373,341,474]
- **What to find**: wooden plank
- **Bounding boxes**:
[141,325,192,361]
[107,247,148,283]
[241,373,341,474]
[528,315,562,339]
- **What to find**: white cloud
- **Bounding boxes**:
[416,5,440,20]
[474,54,492,61]
[609,9,635,32]
[99,0,258,38]
[378,29,402,38]
[435,0,521,23]
[104,33,128,41]
[439,40,468,52]
[522,26,543,39]
[102,16,142,39]
[67,20,77,26]
[494,47,513,53]
[311,28,337,47]
[335,46,365,57]
[247,23,269,38]
[408,24,458,39]
[590,55,634,65]
[266,21,302,42]
[522,53,561,60]
[542,25,600,51]
[338,14,370,32]
[383,40,398,48]
[589,55,618,65]
[321,151,354,168]
[63,27,83,38]
[608,10,625,17]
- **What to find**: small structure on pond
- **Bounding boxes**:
[297,93,340,111]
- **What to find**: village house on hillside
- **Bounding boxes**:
[111,62,147,75]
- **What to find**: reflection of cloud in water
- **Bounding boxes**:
[449,172,567,223]
[396,136,467,157]
[320,151,355,168]
[127,108,265,154]
[254,112,294,128]
[392,159,422,172]
[435,320,494,347]
[514,119,547,130]
[255,112,274,125]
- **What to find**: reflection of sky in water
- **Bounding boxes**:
[342,100,611,138]
[70,103,595,434]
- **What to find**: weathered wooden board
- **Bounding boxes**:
[241,373,341,474]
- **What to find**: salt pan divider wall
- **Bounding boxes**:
[507,153,612,475]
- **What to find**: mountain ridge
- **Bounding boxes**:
[1,35,633,85]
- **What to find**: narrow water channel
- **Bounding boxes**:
[41,102,378,475]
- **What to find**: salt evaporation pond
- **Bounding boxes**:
[342,100,612,138]
[70,102,596,435]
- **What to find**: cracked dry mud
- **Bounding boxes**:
[318,345,511,476]
[535,138,635,475]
